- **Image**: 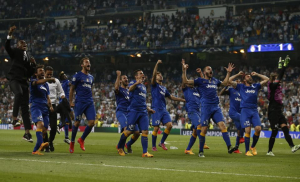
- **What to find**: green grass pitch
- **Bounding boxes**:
[0,130,299,182]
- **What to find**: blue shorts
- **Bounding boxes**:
[188,112,201,129]
[229,112,241,130]
[30,104,49,129]
[151,109,171,126]
[116,110,128,129]
[240,108,261,128]
[74,101,96,121]
[127,111,149,131]
[200,105,224,126]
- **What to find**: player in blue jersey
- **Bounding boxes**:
[59,71,74,144]
[30,65,55,155]
[182,60,237,157]
[69,57,96,153]
[151,60,185,151]
[220,76,244,154]
[116,69,155,157]
[115,70,140,153]
[230,71,269,156]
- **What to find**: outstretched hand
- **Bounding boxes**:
[196,68,202,73]
[9,26,16,36]
[157,60,162,64]
[116,70,121,76]
[224,63,235,73]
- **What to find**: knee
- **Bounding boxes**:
[255,126,261,133]
[134,131,140,137]
[201,126,208,133]
[153,126,159,132]
[142,130,148,135]
[74,121,80,127]
[166,122,173,129]
[88,121,95,128]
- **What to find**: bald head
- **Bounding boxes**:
[17,40,27,51]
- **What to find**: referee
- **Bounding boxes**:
[5,26,36,142]
[45,66,65,152]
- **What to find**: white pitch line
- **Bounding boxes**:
[0,158,299,180]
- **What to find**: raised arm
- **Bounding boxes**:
[114,70,121,94]
[151,60,162,85]
[196,68,204,78]
[181,59,194,85]
[229,71,244,88]
[221,63,235,86]
[32,78,55,86]
[129,78,142,92]
[219,86,229,96]
[5,26,16,58]
[251,72,269,86]
[275,56,290,83]
[69,85,75,107]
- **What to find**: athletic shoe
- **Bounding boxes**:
[245,151,253,156]
[158,143,168,150]
[117,148,125,156]
[142,152,153,158]
[185,149,195,155]
[125,143,132,153]
[266,151,275,156]
[39,142,49,151]
[77,138,85,151]
[23,133,33,143]
[56,126,60,134]
[64,138,71,145]
[204,144,210,149]
[198,152,205,158]
[13,120,20,127]
[69,141,75,153]
[250,147,257,155]
[152,147,157,151]
[233,149,242,154]
[45,147,50,152]
[228,146,238,154]
[49,142,54,152]
[32,151,44,155]
[239,137,245,144]
[292,144,300,153]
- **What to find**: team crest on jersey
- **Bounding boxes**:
[72,77,76,81]
[37,115,43,121]
[128,124,135,130]
[155,120,160,125]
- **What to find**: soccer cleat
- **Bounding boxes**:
[198,152,205,158]
[152,147,157,151]
[117,148,126,156]
[77,138,85,151]
[204,144,210,149]
[158,143,168,150]
[56,126,60,134]
[49,142,54,152]
[39,142,49,151]
[69,141,75,153]
[13,120,20,127]
[278,57,283,69]
[292,144,300,153]
[32,151,44,155]
[233,149,242,154]
[23,133,33,143]
[239,137,245,144]
[125,143,132,154]
[245,151,253,156]
[185,149,195,155]
[228,146,238,154]
[142,152,154,158]
[250,147,257,155]
[283,55,290,67]
[266,151,275,156]
[64,138,71,145]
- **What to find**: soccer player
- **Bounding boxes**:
[230,71,269,156]
[115,70,140,153]
[69,57,96,153]
[182,60,237,157]
[266,56,300,156]
[151,60,185,151]
[219,77,243,154]
[45,66,65,152]
[30,65,55,155]
[116,69,155,157]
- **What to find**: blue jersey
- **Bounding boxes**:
[182,87,200,113]
[30,78,50,105]
[236,83,261,109]
[128,80,147,112]
[61,79,70,101]
[151,83,171,109]
[228,87,241,114]
[115,86,130,112]
[194,77,221,105]
[71,71,94,103]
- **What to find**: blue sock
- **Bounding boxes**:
[186,134,197,150]
[64,124,69,138]
[81,126,92,141]
[197,129,201,149]
[251,133,260,148]
[245,136,250,152]
[126,136,137,147]
[141,135,148,153]
[235,130,241,147]
[117,133,128,149]
[33,131,43,152]
[240,129,245,138]
[152,133,157,147]
[160,129,170,144]
[222,131,231,147]
[71,125,78,142]
[199,134,205,152]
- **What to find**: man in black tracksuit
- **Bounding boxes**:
[5,26,36,142]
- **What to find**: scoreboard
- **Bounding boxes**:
[248,43,294,52]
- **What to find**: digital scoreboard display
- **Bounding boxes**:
[248,43,294,52]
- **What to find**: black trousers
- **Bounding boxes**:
[9,79,31,130]
[49,104,57,143]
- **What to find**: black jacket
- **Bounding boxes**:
[5,39,36,81]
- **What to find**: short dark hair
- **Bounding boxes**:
[80,57,89,65]
[45,66,53,72]
[270,73,278,82]
[156,71,161,75]
[134,69,142,76]
[35,64,44,73]
[59,71,65,80]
